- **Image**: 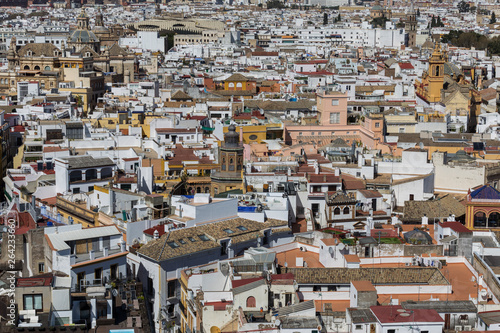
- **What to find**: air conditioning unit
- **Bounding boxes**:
[463,326,472,331]
[455,326,463,332]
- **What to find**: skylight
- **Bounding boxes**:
[198,234,210,241]
[224,228,235,234]
[237,226,248,231]
[167,241,179,249]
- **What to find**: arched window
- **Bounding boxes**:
[44,66,50,71]
[236,82,243,88]
[435,65,440,77]
[85,169,97,181]
[343,207,350,215]
[228,82,235,88]
[246,296,256,308]
[205,187,210,193]
[334,207,341,215]
[489,212,500,228]
[101,167,113,179]
[69,170,82,182]
[196,187,201,193]
[34,65,40,70]
[23,65,30,70]
[474,212,487,228]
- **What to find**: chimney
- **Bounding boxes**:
[120,241,126,252]
[154,229,159,239]
[239,126,243,142]
[103,247,108,257]
[89,250,95,260]
[287,167,291,177]
[334,168,340,176]
[422,214,428,225]
[164,224,169,233]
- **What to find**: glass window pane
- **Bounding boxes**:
[34,295,42,310]
[24,295,33,310]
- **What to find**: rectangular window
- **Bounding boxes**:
[388,330,396,333]
[38,262,44,273]
[147,277,153,294]
[221,241,228,255]
[24,294,43,310]
[330,113,340,124]
[331,99,339,106]
[399,128,405,133]
[167,280,176,298]
[94,268,102,284]
[375,122,380,128]
[355,325,363,330]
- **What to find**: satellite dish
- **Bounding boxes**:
[400,313,411,317]
[329,247,334,254]
[275,319,281,327]
[112,289,118,297]
[481,289,488,298]
[338,243,346,251]
[397,309,406,313]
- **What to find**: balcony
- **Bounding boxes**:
[71,247,124,264]
[56,197,97,224]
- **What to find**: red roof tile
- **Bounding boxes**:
[371,305,443,324]
[398,62,414,70]
[231,277,263,288]
[439,221,471,233]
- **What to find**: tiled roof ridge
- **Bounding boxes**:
[157,230,171,261]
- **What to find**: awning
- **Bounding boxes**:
[441,234,458,243]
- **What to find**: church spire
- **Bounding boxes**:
[77,8,89,30]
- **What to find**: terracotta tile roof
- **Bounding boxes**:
[402,194,465,222]
[309,174,341,184]
[137,217,287,262]
[351,280,376,291]
[225,73,250,82]
[398,62,414,70]
[232,277,263,288]
[371,305,443,323]
[439,221,471,233]
[358,190,383,198]
[342,174,366,191]
[480,87,497,101]
[287,267,449,285]
[344,254,361,263]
